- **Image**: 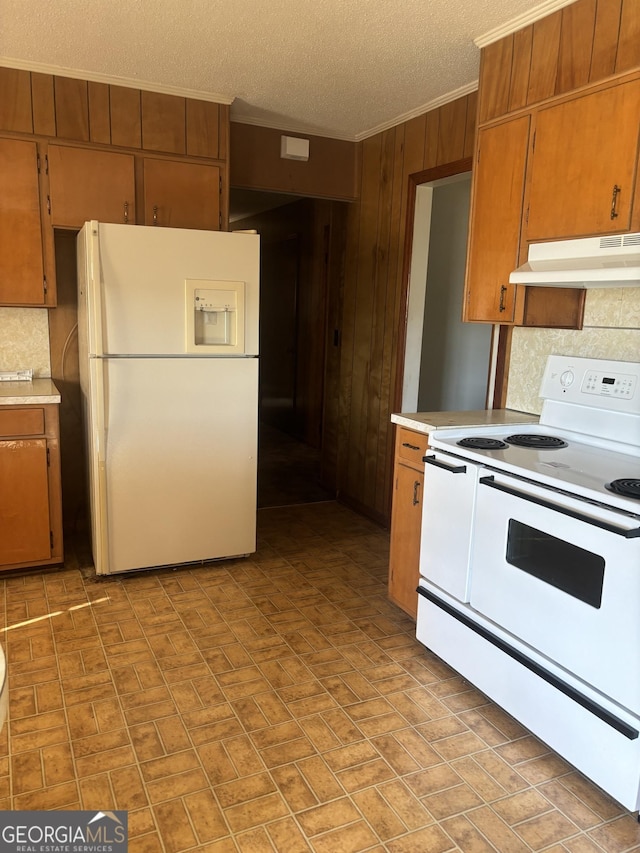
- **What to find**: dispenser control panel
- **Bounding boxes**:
[185,280,246,354]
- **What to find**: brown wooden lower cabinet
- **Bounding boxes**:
[0,404,63,571]
[388,425,430,619]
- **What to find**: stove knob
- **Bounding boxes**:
[560,369,574,388]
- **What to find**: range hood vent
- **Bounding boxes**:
[509,233,640,288]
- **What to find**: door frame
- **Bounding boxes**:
[392,157,510,416]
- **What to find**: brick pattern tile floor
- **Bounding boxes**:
[1,501,639,852]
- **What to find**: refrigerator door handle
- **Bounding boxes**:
[88,222,105,356]
[90,356,110,574]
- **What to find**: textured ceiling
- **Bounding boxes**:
[1,0,573,140]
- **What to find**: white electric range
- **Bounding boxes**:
[416,355,640,811]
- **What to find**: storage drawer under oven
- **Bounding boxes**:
[419,450,480,602]
[468,469,640,715]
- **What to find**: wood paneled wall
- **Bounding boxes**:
[337,93,478,524]
[337,0,639,525]
[478,0,640,123]
[0,67,229,160]
[232,198,346,466]
[230,123,358,201]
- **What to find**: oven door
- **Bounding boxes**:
[419,450,479,602]
[469,468,640,715]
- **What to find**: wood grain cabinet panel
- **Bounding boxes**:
[0,438,51,566]
[88,81,111,144]
[186,100,221,159]
[110,86,142,148]
[54,77,90,141]
[526,78,640,240]
[31,73,56,136]
[142,157,220,229]
[0,404,63,572]
[142,91,186,154]
[463,116,530,324]
[0,67,33,133]
[0,137,49,306]
[48,144,135,228]
[388,427,429,619]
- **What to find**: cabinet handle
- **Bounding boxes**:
[610,185,621,220]
[402,442,420,451]
[499,284,507,312]
[123,201,129,223]
[153,205,158,225]
[412,480,420,506]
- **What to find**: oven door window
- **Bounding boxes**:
[506,520,605,608]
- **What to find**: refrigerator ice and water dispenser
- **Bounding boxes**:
[185,279,246,353]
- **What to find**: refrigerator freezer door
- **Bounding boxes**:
[80,221,260,356]
[89,356,258,575]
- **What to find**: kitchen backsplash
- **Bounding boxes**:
[0,308,51,377]
[2,289,639,409]
[506,288,640,414]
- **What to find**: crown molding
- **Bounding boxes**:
[474,0,576,48]
[0,56,234,104]
[230,113,355,142]
[355,81,478,142]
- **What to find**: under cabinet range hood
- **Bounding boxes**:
[509,232,640,288]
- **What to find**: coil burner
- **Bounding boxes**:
[605,478,640,500]
[505,434,568,449]
[456,437,508,450]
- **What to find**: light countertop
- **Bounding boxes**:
[0,378,61,405]
[391,408,539,435]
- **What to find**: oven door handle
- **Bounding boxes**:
[424,455,467,474]
[479,475,640,539]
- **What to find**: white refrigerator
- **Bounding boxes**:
[77,221,260,576]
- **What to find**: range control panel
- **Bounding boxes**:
[540,355,640,414]
[582,370,636,398]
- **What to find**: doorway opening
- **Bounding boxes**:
[230,189,345,508]
[401,170,494,415]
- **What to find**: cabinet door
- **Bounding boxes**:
[48,144,135,228]
[0,438,51,566]
[143,158,221,229]
[463,116,530,323]
[0,138,47,305]
[527,79,640,240]
[388,462,424,619]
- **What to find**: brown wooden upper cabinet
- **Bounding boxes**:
[526,78,640,241]
[0,137,53,306]
[48,144,135,228]
[463,116,530,324]
[142,158,221,230]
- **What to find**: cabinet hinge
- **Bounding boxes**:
[525,206,529,225]
[37,152,41,174]
[50,530,54,549]
[476,147,480,165]
[43,276,48,295]
[47,195,51,216]
[532,131,536,152]
[47,446,50,466]
[219,211,222,228]
[45,154,49,175]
